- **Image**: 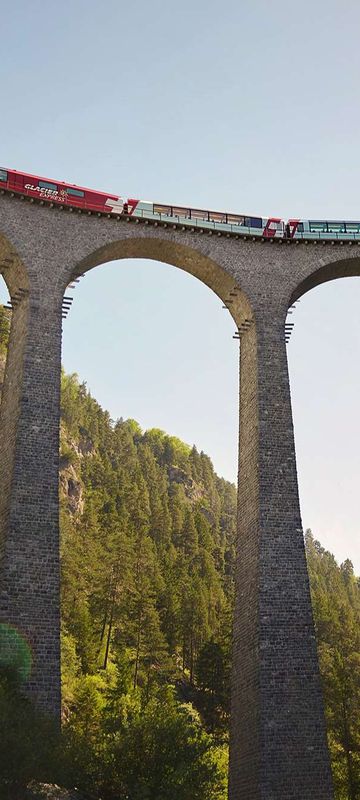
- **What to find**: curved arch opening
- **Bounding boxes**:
[62,258,241,476]
[0,231,30,409]
[290,254,360,306]
[0,275,11,401]
[59,255,241,753]
[60,235,253,331]
[287,275,360,571]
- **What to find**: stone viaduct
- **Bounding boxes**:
[1,191,359,799]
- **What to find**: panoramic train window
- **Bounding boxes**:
[344,222,360,233]
[209,211,227,223]
[190,209,209,220]
[39,181,58,191]
[154,204,172,215]
[309,221,328,232]
[245,216,262,227]
[327,222,345,233]
[66,188,85,197]
[172,206,190,217]
[226,214,243,225]
[0,170,8,182]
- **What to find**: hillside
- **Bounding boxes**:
[0,320,360,798]
[59,372,360,799]
[59,370,236,729]
[306,531,360,798]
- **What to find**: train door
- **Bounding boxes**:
[263,217,284,238]
[287,219,301,238]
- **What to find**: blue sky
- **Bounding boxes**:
[1,0,360,569]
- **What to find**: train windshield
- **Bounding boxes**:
[0,169,8,182]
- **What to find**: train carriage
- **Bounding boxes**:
[2,166,360,242]
[0,167,279,237]
[290,219,360,239]
[0,168,125,215]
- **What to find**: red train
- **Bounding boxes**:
[4,167,359,241]
[0,166,295,238]
[0,167,139,215]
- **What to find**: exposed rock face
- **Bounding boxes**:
[59,424,86,515]
[199,504,215,525]
[77,431,95,457]
[59,464,84,515]
[59,428,95,516]
[168,464,205,503]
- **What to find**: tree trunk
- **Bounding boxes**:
[133,607,142,688]
[98,599,109,656]
[103,592,115,670]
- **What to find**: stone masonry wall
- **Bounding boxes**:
[1,192,358,797]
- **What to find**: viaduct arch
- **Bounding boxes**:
[1,193,360,799]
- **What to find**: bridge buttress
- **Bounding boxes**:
[229,312,333,800]
[0,289,62,716]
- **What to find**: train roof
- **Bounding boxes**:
[2,168,119,199]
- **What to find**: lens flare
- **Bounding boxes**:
[0,623,32,682]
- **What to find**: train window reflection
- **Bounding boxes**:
[344,222,360,233]
[327,222,345,233]
[209,211,227,223]
[0,170,8,182]
[227,214,245,225]
[309,221,328,232]
[246,216,262,228]
[172,206,190,217]
[154,204,172,215]
[190,209,209,220]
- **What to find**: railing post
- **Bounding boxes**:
[0,290,62,719]
[229,313,333,800]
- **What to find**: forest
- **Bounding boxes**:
[0,306,360,799]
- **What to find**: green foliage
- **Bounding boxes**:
[5,367,360,798]
[61,629,81,712]
[63,682,227,800]
[100,688,228,800]
[1,658,226,800]
[59,373,235,701]
[196,639,230,733]
[59,440,79,468]
[56,374,360,798]
[0,668,64,799]
[55,372,235,795]
[306,530,360,799]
